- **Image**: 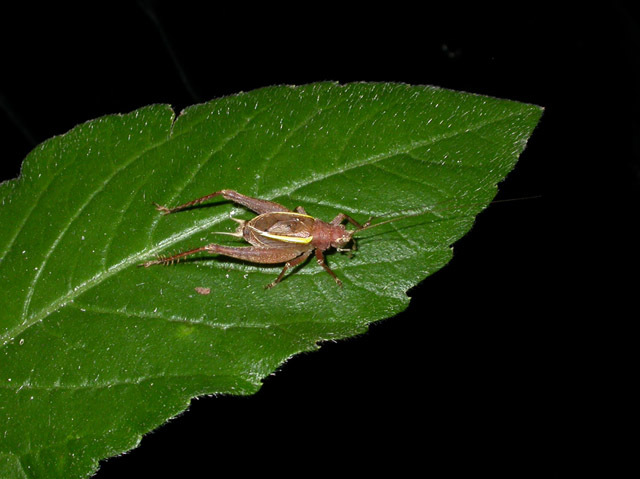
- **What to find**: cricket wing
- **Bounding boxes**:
[245,212,315,247]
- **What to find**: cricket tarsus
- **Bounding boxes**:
[153,202,173,215]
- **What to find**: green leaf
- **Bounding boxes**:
[0,82,542,478]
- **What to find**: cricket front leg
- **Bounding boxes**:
[155,190,291,215]
[330,212,372,229]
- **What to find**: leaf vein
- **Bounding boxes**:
[268,111,525,200]
[255,96,351,195]
[19,139,170,324]
[145,110,263,243]
[69,302,272,331]
[0,143,64,264]
[371,161,450,198]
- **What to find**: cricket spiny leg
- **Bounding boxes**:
[154,190,290,215]
[154,191,227,215]
[265,250,313,289]
[142,243,307,269]
[139,246,211,267]
[315,249,343,287]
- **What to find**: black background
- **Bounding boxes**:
[1,3,636,477]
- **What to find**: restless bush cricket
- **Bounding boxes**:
[141,189,417,288]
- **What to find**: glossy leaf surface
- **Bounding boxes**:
[0,83,542,478]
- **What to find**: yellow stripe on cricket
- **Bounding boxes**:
[248,225,314,244]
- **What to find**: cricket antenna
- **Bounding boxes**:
[353,195,542,235]
[354,211,426,234]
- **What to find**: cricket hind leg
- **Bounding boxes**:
[141,242,314,289]
[140,246,211,267]
[154,189,291,215]
[141,243,306,267]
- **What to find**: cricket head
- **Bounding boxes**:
[331,227,358,249]
[329,218,374,251]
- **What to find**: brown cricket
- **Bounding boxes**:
[141,189,415,288]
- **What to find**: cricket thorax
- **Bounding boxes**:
[311,220,351,251]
